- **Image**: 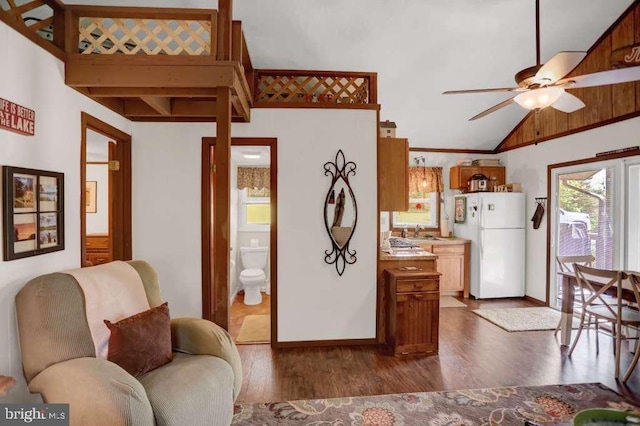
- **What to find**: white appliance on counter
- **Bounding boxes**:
[454,192,525,299]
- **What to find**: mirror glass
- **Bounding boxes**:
[325,176,356,248]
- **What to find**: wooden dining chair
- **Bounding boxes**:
[554,255,596,337]
[622,273,640,382]
[568,265,640,382]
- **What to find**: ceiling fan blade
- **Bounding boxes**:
[443,88,524,95]
[557,66,640,89]
[551,92,585,113]
[469,97,515,121]
[535,51,587,83]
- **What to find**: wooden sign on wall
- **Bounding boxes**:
[611,43,640,68]
[0,98,35,136]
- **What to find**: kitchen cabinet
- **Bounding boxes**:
[385,268,440,356]
[378,138,409,211]
[419,242,470,298]
[86,234,111,266]
[450,166,505,191]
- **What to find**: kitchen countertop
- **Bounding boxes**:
[413,237,470,245]
[380,250,438,261]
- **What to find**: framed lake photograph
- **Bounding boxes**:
[3,167,65,260]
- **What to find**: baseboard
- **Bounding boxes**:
[273,338,379,349]
[524,295,546,306]
[230,288,238,305]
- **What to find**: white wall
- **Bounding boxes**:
[498,117,640,301]
[85,164,109,234]
[0,21,131,401]
[132,109,378,341]
[230,159,239,301]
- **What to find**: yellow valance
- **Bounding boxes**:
[237,167,270,190]
[409,166,444,193]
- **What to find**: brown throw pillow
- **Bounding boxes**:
[104,302,173,377]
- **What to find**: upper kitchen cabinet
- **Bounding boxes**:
[378,138,409,211]
[450,166,505,191]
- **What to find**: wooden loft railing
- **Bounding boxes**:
[0,0,65,60]
[68,6,218,56]
[253,70,378,109]
[60,5,252,122]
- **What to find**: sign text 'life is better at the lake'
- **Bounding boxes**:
[0,98,35,136]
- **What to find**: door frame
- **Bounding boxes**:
[80,112,132,266]
[202,137,278,345]
[545,149,640,305]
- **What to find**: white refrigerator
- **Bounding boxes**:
[454,192,525,299]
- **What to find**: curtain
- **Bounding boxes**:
[409,166,444,193]
[237,167,270,190]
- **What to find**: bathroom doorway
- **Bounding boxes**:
[80,113,132,267]
[202,137,277,345]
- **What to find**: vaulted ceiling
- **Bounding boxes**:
[61,0,634,150]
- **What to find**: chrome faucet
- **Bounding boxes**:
[414,224,423,238]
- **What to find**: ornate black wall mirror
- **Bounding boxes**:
[324,150,357,276]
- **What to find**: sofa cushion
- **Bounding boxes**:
[104,302,172,377]
[138,353,234,426]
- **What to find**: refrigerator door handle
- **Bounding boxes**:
[479,198,484,229]
[480,229,484,259]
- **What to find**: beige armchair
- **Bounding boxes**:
[15,260,242,426]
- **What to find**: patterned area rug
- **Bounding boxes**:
[232,383,639,425]
[472,307,578,332]
[440,296,467,308]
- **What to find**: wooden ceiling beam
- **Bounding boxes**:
[89,87,219,98]
[140,96,172,116]
[66,57,236,88]
[124,99,219,117]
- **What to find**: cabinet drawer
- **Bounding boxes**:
[432,245,464,255]
[397,279,439,293]
[86,235,110,249]
[86,253,111,266]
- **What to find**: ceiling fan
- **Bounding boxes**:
[444,0,640,121]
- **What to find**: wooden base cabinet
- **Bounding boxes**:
[417,243,470,298]
[86,234,111,266]
[385,269,440,357]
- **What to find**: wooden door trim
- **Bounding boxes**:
[202,136,279,345]
[80,112,132,266]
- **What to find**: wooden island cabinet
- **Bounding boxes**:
[385,268,440,357]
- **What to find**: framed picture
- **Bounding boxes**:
[86,181,97,213]
[3,167,64,260]
[454,196,466,224]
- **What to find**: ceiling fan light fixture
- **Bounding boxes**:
[514,87,564,110]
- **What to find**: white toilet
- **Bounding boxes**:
[239,246,268,305]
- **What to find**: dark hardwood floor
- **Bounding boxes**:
[236,298,640,404]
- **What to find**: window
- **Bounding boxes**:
[392,192,439,229]
[240,187,270,230]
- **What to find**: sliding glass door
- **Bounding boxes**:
[549,158,624,309]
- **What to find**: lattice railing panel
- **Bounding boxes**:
[256,74,372,105]
[79,17,211,55]
[1,0,55,43]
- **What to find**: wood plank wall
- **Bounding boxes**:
[496,1,640,153]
